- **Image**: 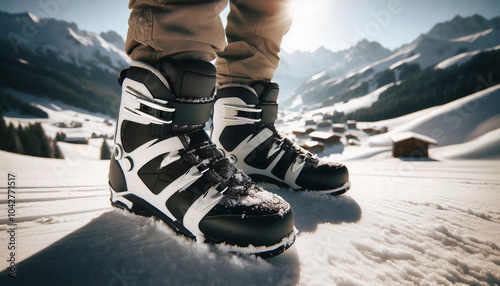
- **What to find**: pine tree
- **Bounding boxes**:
[29,123,51,158]
[52,139,64,159]
[55,131,66,142]
[0,119,64,158]
[0,114,7,150]
[18,124,37,156]
[100,139,111,160]
[5,123,20,153]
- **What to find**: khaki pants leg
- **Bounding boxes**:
[125,0,292,84]
[126,0,228,64]
[216,0,292,85]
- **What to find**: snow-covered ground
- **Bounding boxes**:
[1,83,499,285]
[0,151,499,285]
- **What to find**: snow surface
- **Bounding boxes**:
[1,151,499,285]
[1,78,500,285]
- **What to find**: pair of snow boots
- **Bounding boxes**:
[108,59,350,257]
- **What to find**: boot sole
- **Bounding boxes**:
[109,186,296,258]
[250,175,351,196]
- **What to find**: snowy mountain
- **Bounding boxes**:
[275,47,339,100]
[0,10,129,117]
[276,41,391,102]
[0,11,129,74]
[426,14,500,40]
[285,14,500,113]
[99,30,126,52]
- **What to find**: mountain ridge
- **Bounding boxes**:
[275,40,392,101]
[282,14,500,114]
[0,10,128,117]
[0,10,129,74]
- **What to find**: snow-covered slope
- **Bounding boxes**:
[0,11,130,73]
[302,82,395,117]
[0,150,498,285]
[432,128,500,160]
[435,42,500,70]
[368,84,500,147]
[3,88,116,161]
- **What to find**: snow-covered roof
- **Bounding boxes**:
[309,131,342,140]
[332,123,346,128]
[301,141,323,148]
[390,132,438,145]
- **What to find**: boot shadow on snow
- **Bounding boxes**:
[0,209,300,286]
[1,190,360,285]
[267,185,362,233]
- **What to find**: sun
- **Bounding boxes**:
[282,0,330,53]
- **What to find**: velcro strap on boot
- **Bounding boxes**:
[123,65,215,126]
[224,103,278,124]
[139,99,214,125]
[169,101,214,125]
[258,103,278,123]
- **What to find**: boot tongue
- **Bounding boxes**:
[156,59,217,133]
[251,82,279,103]
[157,59,217,101]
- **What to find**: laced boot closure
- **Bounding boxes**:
[212,82,351,195]
[109,61,296,257]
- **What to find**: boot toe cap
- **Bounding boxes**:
[296,163,349,191]
[200,203,295,248]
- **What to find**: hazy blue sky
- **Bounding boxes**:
[1,0,499,52]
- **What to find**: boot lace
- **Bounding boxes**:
[176,130,253,198]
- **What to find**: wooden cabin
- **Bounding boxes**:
[332,124,346,133]
[345,133,359,145]
[345,133,358,141]
[292,127,315,136]
[391,132,437,158]
[363,126,388,134]
[309,131,342,143]
[317,120,332,128]
[362,127,382,134]
[64,136,89,145]
[346,120,357,129]
[304,119,316,126]
[300,141,325,153]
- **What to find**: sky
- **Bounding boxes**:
[1,0,500,53]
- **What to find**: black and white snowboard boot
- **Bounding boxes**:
[108,60,296,257]
[211,82,351,195]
